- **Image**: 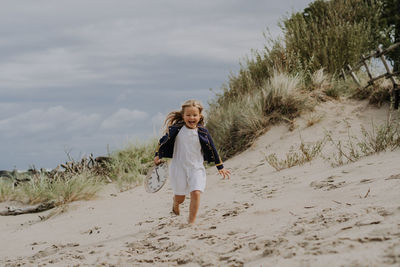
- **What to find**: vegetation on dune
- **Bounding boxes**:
[0,171,103,205]
[106,139,157,191]
[207,70,314,159]
[264,115,400,171]
[265,139,326,171]
[207,0,399,161]
[282,0,383,74]
[0,140,157,205]
[325,115,400,166]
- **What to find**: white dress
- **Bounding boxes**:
[169,126,206,195]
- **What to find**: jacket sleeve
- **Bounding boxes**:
[207,132,224,170]
[155,132,169,158]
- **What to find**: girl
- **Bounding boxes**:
[154,99,230,224]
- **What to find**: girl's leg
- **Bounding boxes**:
[189,190,201,224]
[173,195,185,215]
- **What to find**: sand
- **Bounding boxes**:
[1,99,399,266]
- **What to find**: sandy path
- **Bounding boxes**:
[1,99,399,266]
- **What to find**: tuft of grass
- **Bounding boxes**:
[0,181,14,202]
[0,171,103,205]
[207,71,310,160]
[308,68,340,100]
[262,71,306,116]
[325,115,400,166]
[311,68,331,91]
[207,90,269,158]
[358,119,400,154]
[107,139,157,191]
[265,138,325,171]
[324,129,361,166]
[323,87,341,99]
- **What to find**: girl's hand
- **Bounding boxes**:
[218,168,231,179]
[154,156,162,165]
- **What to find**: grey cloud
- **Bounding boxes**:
[100,108,148,130]
[0,106,101,138]
[0,0,313,169]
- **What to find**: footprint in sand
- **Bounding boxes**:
[385,173,400,180]
[81,226,101,235]
[221,202,253,219]
[359,178,373,184]
[249,185,278,199]
[310,175,346,191]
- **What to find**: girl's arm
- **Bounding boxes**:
[207,131,231,179]
[154,132,169,165]
[206,131,224,169]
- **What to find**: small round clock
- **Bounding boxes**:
[144,161,169,193]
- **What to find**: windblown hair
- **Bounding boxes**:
[164,99,205,133]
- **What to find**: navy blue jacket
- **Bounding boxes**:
[155,123,224,170]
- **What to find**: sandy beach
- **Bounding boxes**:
[1,99,400,266]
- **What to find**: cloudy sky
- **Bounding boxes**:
[0,0,312,170]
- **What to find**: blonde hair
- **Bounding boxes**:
[164,99,204,132]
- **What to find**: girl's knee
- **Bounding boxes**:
[190,190,201,198]
[174,195,185,204]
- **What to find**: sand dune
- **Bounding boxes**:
[1,99,400,266]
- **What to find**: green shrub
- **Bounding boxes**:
[281,0,382,74]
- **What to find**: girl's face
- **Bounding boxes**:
[183,106,201,129]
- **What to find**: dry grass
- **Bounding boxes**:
[0,140,157,204]
[0,171,103,205]
[107,139,157,191]
[311,68,331,91]
[265,139,325,171]
[265,112,400,171]
[207,71,310,160]
[325,115,400,166]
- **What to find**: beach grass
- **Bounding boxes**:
[264,114,400,171]
[0,171,103,205]
[107,139,157,191]
[0,140,157,204]
[205,0,389,163]
[207,69,318,160]
[326,115,400,166]
[265,139,325,171]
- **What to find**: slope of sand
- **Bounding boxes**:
[1,99,400,266]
